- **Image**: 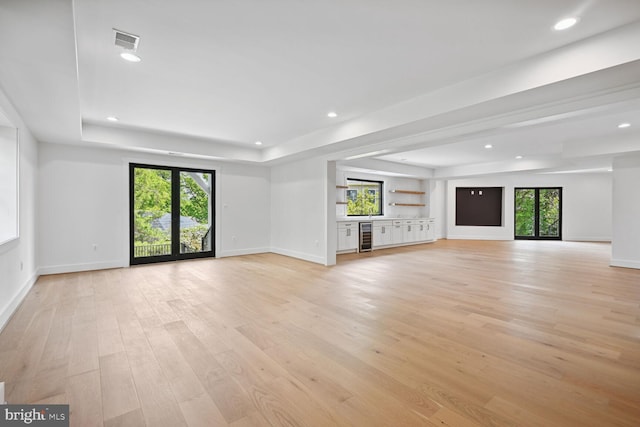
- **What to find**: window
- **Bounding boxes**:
[129,163,215,265]
[346,178,383,216]
[514,187,562,240]
[0,126,18,245]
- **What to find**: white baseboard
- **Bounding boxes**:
[447,235,612,242]
[610,258,640,269]
[38,260,126,276]
[0,272,39,333]
[217,247,270,258]
[270,247,326,265]
[446,235,511,241]
[563,237,611,242]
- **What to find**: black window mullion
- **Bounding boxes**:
[171,169,181,256]
[534,189,540,238]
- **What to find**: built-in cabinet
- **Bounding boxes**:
[417,219,436,241]
[337,221,358,252]
[392,220,405,244]
[373,221,393,247]
[337,218,435,253]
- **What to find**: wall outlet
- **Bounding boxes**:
[20,261,23,271]
[92,244,98,251]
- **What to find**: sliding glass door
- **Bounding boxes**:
[130,164,215,264]
[514,187,562,240]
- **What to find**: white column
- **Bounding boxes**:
[611,154,640,269]
[326,161,337,266]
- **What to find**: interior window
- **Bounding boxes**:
[346,178,383,216]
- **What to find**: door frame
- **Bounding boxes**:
[129,163,216,265]
[514,187,563,240]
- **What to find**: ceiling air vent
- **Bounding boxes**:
[113,29,139,51]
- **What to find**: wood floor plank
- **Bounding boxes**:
[144,326,206,403]
[178,393,228,427]
[99,351,141,422]
[7,365,68,405]
[4,306,56,381]
[67,370,103,427]
[67,320,99,377]
[103,408,146,427]
[205,376,255,424]
[164,320,254,423]
[129,360,187,427]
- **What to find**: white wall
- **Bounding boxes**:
[217,162,271,257]
[0,90,39,331]
[271,157,330,265]
[611,154,640,269]
[38,143,270,274]
[446,173,612,241]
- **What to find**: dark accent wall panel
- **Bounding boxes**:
[456,187,503,226]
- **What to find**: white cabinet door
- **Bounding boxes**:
[373,224,392,247]
[416,219,432,241]
[347,226,358,249]
[403,220,418,243]
[392,221,404,244]
[337,223,358,251]
[426,221,436,241]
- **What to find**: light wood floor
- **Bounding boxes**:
[1,240,639,426]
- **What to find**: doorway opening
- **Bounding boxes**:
[129,163,215,265]
[514,187,562,240]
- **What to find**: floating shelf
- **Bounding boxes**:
[390,190,425,195]
[336,185,348,189]
[389,203,425,207]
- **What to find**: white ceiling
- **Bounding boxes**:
[1,0,640,177]
[378,101,640,168]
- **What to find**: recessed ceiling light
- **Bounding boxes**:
[484,144,493,149]
[120,52,141,62]
[554,17,578,31]
[618,122,631,129]
[327,111,337,118]
[515,155,523,159]
[106,116,118,122]
[255,141,262,145]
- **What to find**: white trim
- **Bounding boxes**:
[270,247,326,265]
[564,237,611,242]
[610,259,640,270]
[446,235,511,240]
[0,272,38,333]
[217,247,270,258]
[38,260,126,276]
